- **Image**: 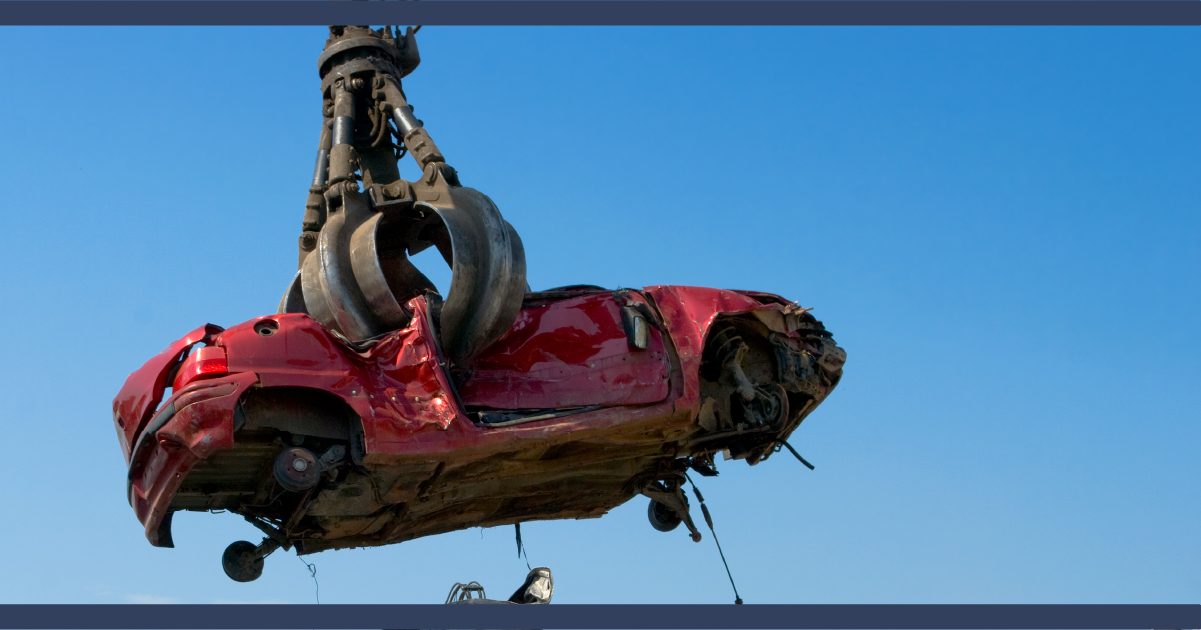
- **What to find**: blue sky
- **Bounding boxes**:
[0,26,1195,605]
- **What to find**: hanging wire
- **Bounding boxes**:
[515,523,532,571]
[297,556,320,604]
[685,473,743,604]
[772,438,815,470]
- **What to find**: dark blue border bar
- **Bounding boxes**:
[0,1,1199,26]
[0,604,1198,629]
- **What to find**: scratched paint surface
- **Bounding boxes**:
[112,323,221,460]
[644,285,781,402]
[457,291,671,409]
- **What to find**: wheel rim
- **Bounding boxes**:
[274,447,320,492]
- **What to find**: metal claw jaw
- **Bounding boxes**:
[428,187,527,361]
[281,180,526,363]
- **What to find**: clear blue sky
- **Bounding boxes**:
[0,26,1196,606]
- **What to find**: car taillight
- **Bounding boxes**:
[172,345,228,391]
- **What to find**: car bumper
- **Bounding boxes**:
[127,372,258,547]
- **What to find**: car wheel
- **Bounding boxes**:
[222,541,264,582]
[647,498,683,532]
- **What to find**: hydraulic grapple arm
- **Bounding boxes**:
[282,26,526,362]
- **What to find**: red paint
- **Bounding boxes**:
[457,291,670,409]
[113,323,223,461]
[127,372,257,545]
[644,285,785,403]
[172,345,228,390]
[116,286,807,546]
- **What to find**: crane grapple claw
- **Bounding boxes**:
[278,26,526,361]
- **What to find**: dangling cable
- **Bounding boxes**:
[685,474,743,604]
[772,439,815,470]
[297,555,319,604]
[515,523,531,571]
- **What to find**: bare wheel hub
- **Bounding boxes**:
[274,447,320,492]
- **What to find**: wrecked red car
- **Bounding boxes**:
[114,284,844,582]
[113,25,847,584]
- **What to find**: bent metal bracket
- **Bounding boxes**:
[280,26,527,362]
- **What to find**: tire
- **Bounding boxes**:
[222,541,264,583]
[647,499,683,532]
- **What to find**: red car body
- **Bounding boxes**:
[114,285,844,555]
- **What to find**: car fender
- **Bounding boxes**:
[113,323,224,462]
[127,371,259,547]
[642,285,801,406]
